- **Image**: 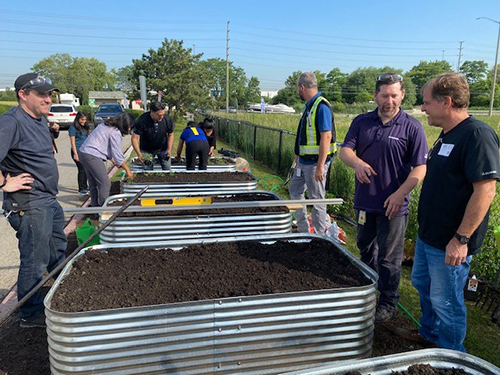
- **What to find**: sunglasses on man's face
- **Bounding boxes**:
[20,76,53,90]
[377,74,404,82]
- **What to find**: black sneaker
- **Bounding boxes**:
[20,309,46,328]
[374,306,395,323]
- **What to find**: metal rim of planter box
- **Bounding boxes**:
[280,348,500,375]
[130,156,236,172]
[99,191,293,244]
[122,171,258,197]
[45,233,379,375]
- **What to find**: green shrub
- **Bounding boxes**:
[76,105,93,120]
[332,102,346,113]
[328,158,355,217]
[470,229,500,282]
[126,109,144,120]
[0,102,16,115]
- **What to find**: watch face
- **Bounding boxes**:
[460,237,468,244]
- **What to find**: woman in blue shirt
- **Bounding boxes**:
[69,111,90,195]
[175,121,209,170]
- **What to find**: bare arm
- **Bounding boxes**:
[384,164,427,219]
[131,133,142,162]
[175,139,185,161]
[445,179,497,266]
[339,146,377,184]
[70,136,79,161]
[167,132,174,158]
[120,162,133,180]
[314,131,332,182]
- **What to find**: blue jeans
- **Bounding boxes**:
[411,237,471,352]
[7,201,67,318]
[143,150,171,170]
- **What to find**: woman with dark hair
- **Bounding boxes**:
[68,111,90,195]
[79,112,134,206]
[175,121,209,170]
[201,120,216,157]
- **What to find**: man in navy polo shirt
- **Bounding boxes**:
[340,73,428,323]
[413,73,499,351]
[0,73,67,328]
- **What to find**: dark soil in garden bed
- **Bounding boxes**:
[344,364,468,374]
[130,171,255,183]
[51,239,370,312]
[131,157,234,166]
[107,192,289,216]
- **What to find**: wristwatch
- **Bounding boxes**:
[454,232,470,244]
[0,179,6,189]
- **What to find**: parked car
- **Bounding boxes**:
[94,103,124,125]
[47,104,77,129]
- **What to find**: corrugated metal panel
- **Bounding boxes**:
[45,234,378,375]
[99,191,292,244]
[130,157,236,172]
[281,348,500,375]
[122,171,258,197]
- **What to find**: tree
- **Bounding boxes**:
[130,39,208,119]
[32,54,116,104]
[407,60,453,103]
[272,71,303,110]
[322,68,347,103]
[244,77,261,107]
[460,60,488,84]
[115,65,134,96]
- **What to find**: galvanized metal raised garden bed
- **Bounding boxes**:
[130,156,236,172]
[99,191,293,244]
[45,234,378,375]
[282,348,500,375]
[122,171,258,197]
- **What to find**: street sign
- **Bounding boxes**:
[88,99,95,106]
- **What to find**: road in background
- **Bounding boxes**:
[0,130,131,302]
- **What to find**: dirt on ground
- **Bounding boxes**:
[130,171,255,183]
[344,365,467,375]
[107,192,289,216]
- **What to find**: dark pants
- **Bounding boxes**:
[143,150,171,171]
[71,149,88,191]
[7,201,67,318]
[186,140,209,170]
[356,211,408,311]
[79,152,111,206]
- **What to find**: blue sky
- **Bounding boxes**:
[1,1,499,91]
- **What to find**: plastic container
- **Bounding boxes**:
[75,218,100,246]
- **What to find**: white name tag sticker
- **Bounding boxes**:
[438,143,454,157]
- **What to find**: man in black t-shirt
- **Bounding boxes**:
[412,73,500,352]
[132,101,174,170]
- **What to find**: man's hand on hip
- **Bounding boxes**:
[383,191,405,220]
[315,164,325,182]
[2,173,34,192]
[445,238,468,266]
[354,160,377,184]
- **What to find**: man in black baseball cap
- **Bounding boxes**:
[0,73,66,328]
[14,73,58,94]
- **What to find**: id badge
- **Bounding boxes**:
[296,168,302,177]
[358,210,366,225]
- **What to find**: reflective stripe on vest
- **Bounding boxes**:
[299,96,336,156]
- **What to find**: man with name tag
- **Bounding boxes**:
[412,73,499,352]
[339,73,428,323]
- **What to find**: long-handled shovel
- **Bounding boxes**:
[0,186,149,326]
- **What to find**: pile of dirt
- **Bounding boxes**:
[106,192,289,216]
[50,239,371,312]
[344,365,467,375]
[130,171,255,183]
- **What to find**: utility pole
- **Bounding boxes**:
[477,17,500,116]
[226,21,230,114]
[442,50,445,61]
[193,44,196,55]
[457,41,464,72]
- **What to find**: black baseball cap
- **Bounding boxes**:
[14,73,59,93]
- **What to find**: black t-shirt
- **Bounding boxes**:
[418,116,500,254]
[198,126,216,149]
[133,112,174,153]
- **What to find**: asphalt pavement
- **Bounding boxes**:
[0,130,131,301]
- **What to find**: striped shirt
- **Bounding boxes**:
[79,123,125,166]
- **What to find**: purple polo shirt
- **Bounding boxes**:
[342,109,428,215]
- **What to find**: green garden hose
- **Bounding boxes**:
[397,302,422,328]
[261,175,284,192]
